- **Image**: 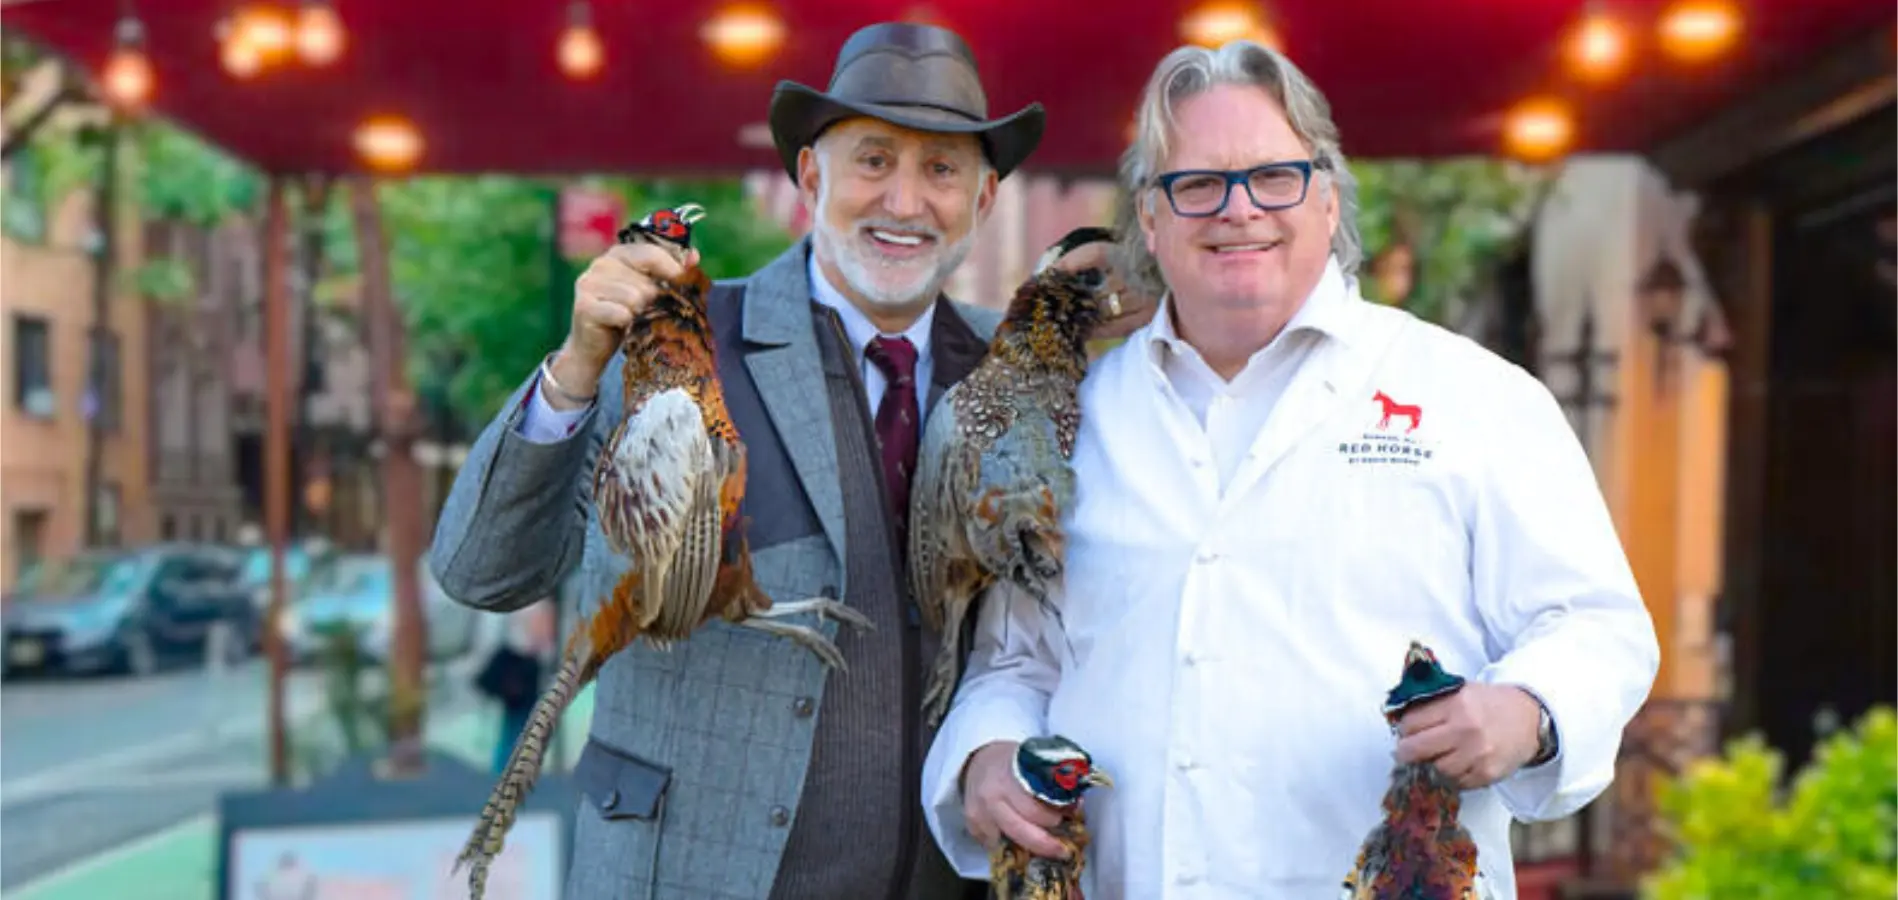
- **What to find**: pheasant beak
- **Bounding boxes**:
[1083,769,1114,789]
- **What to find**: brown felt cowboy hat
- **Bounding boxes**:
[768,22,1046,182]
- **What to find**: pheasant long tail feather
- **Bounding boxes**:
[454,626,603,899]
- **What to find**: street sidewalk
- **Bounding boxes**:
[4,686,596,900]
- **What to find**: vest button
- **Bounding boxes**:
[768,805,791,827]
[791,696,815,718]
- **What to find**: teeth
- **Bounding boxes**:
[1214,243,1275,253]
[871,230,925,246]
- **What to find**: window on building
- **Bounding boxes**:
[96,482,122,547]
[2,151,47,244]
[12,509,49,586]
[12,315,53,418]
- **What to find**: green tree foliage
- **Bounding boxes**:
[1643,706,1897,900]
[344,176,793,431]
[1352,158,1550,324]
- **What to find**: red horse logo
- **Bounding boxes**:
[1373,390,1422,433]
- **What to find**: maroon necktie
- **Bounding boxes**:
[863,336,920,547]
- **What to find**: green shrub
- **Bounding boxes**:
[1642,706,1897,900]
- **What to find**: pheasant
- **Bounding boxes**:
[991,735,1114,900]
[454,204,873,900]
[908,226,1116,727]
[1339,641,1494,900]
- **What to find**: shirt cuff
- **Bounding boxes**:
[514,372,593,445]
[922,689,1047,878]
[1480,646,1589,821]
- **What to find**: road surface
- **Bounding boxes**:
[0,655,481,891]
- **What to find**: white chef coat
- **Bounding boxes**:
[922,258,1660,899]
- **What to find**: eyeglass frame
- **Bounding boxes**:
[1149,157,1334,218]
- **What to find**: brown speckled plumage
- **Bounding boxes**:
[908,265,1106,726]
[1340,642,1486,900]
[453,206,871,900]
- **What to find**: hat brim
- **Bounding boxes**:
[768,80,1046,185]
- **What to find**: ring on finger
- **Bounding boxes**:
[1106,291,1122,318]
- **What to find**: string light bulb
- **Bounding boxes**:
[1179,2,1282,50]
[102,13,154,109]
[295,0,345,66]
[558,2,605,79]
[1503,97,1574,163]
[1658,0,1741,63]
[354,115,424,172]
[1567,10,1630,83]
[701,5,787,68]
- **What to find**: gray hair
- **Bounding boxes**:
[1112,40,1364,300]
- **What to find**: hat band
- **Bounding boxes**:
[853,99,987,123]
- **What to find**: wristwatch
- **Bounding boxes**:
[1527,699,1559,768]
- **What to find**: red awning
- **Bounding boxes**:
[7,0,1892,176]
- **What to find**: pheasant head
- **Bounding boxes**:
[1013,735,1113,809]
[990,227,1118,376]
[618,202,705,262]
[1382,640,1468,724]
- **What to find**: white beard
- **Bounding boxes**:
[810,186,978,309]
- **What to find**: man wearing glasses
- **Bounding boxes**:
[921,40,1658,899]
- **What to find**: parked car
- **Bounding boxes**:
[275,554,478,664]
[231,543,320,613]
[2,544,260,678]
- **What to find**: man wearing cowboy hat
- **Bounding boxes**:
[430,20,1139,900]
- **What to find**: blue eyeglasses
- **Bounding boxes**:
[1151,158,1331,217]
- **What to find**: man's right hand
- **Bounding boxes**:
[545,241,703,410]
[961,740,1070,859]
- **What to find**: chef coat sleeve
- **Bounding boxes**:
[922,578,1068,878]
[1469,363,1661,822]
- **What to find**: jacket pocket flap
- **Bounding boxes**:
[574,736,671,821]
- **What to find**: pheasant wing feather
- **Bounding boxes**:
[648,437,743,637]
[593,387,717,626]
[909,392,990,633]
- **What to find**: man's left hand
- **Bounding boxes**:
[1393,684,1543,789]
[1044,239,1158,341]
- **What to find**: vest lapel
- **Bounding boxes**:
[925,297,989,418]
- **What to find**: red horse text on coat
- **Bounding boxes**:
[1373,390,1422,433]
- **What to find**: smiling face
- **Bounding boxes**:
[1137,82,1339,320]
[798,117,997,315]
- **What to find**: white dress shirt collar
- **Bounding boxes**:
[1142,254,1358,378]
[807,249,936,365]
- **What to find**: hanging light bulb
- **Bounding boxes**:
[1503,97,1574,163]
[558,1,605,79]
[296,0,346,65]
[354,115,424,172]
[1179,2,1282,50]
[221,26,264,79]
[701,5,787,68]
[102,12,154,109]
[1658,0,1741,63]
[1567,8,1630,83]
[223,4,293,70]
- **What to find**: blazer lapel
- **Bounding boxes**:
[742,240,848,566]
